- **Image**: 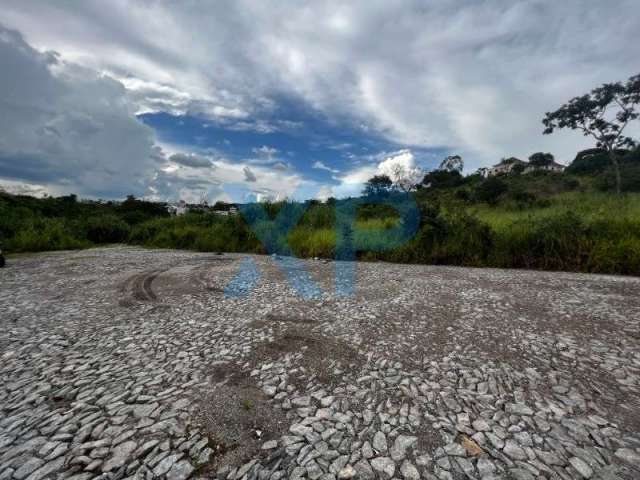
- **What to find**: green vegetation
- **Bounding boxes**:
[2,155,640,275]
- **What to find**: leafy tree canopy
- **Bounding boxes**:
[439,155,464,172]
[543,72,640,193]
[528,152,555,167]
[363,174,393,197]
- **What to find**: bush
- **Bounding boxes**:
[288,227,335,258]
[421,170,464,189]
[85,215,130,244]
[596,164,640,192]
[475,177,508,204]
[491,213,591,271]
[6,218,88,253]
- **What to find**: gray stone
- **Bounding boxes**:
[615,448,640,466]
[167,460,195,480]
[370,457,395,479]
[372,432,387,454]
[354,459,374,480]
[337,465,356,479]
[504,439,528,461]
[472,419,491,432]
[389,435,417,461]
[153,453,183,477]
[13,457,45,480]
[569,456,593,478]
[102,440,138,472]
[262,440,278,450]
[400,460,420,480]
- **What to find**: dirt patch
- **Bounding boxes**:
[250,328,365,389]
[198,366,288,474]
[263,312,316,324]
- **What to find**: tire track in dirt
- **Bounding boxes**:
[120,269,165,305]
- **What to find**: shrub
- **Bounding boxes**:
[475,177,508,204]
[85,215,130,244]
[491,213,591,271]
[6,219,88,253]
[288,227,335,258]
[421,170,464,189]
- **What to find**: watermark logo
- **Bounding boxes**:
[226,193,420,298]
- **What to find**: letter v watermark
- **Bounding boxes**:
[226,202,322,299]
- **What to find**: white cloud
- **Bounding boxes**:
[0,179,50,198]
[316,185,334,202]
[331,149,424,197]
[0,25,158,198]
[313,160,340,174]
[1,2,640,198]
[272,162,289,171]
[252,145,279,160]
[377,150,417,178]
[4,1,639,168]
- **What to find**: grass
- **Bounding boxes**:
[470,192,640,231]
[3,185,640,276]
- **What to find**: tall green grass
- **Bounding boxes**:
[3,190,640,275]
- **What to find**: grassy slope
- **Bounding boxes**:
[471,192,640,229]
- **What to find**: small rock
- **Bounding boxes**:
[167,460,195,480]
[337,465,356,479]
[569,457,593,478]
[262,440,278,450]
[372,432,387,453]
[370,457,395,479]
[400,460,420,480]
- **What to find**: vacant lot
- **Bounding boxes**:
[1,246,639,480]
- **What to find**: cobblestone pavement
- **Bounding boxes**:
[1,246,640,480]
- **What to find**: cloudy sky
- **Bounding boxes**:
[1,1,639,203]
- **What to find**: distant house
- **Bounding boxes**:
[168,200,189,216]
[476,167,489,178]
[486,157,565,177]
[524,161,565,174]
[213,204,239,216]
[176,200,188,215]
[488,158,526,176]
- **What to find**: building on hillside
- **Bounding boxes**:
[476,167,489,178]
[213,205,239,216]
[488,158,526,176]
[167,200,189,216]
[486,158,566,177]
[523,161,565,174]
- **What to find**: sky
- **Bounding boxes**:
[0,1,639,203]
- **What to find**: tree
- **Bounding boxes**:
[528,152,555,167]
[439,155,464,172]
[511,163,525,175]
[387,163,423,193]
[475,177,508,205]
[543,73,640,194]
[363,174,393,197]
[421,170,463,189]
